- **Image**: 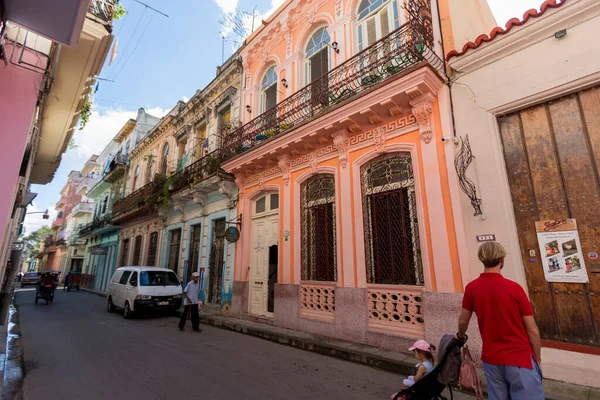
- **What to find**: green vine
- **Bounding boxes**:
[206,154,221,174]
[163,171,177,213]
[68,138,80,150]
[78,99,93,130]
[113,1,127,20]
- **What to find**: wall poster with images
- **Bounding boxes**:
[535,218,589,283]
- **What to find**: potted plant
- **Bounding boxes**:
[206,154,220,174]
[279,122,293,130]
[255,133,268,141]
[265,128,277,138]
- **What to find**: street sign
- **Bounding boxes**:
[224,226,240,243]
[90,247,108,255]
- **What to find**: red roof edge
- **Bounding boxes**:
[446,0,568,61]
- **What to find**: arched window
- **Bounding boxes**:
[301,174,337,282]
[356,0,401,51]
[132,165,140,192]
[160,143,169,176]
[361,152,423,285]
[261,65,278,112]
[305,27,331,85]
[145,158,153,184]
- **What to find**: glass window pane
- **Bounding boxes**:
[270,194,279,210]
[261,66,277,91]
[306,27,331,58]
[255,196,266,213]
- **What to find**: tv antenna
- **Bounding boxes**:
[218,6,258,40]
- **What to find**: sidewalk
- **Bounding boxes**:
[195,311,599,400]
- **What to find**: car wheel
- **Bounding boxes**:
[107,297,115,313]
[123,302,133,319]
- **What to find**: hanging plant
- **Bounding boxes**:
[113,1,127,20]
[78,99,93,130]
[206,154,221,174]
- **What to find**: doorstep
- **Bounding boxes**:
[194,312,600,400]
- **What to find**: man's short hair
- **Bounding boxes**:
[478,241,507,268]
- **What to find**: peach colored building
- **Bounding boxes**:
[219,0,495,351]
[448,0,600,388]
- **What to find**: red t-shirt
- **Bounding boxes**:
[462,272,535,368]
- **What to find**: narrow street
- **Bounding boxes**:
[16,289,405,400]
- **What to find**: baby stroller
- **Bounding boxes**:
[393,335,467,400]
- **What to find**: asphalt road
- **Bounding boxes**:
[16,289,406,400]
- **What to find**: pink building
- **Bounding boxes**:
[0,1,114,313]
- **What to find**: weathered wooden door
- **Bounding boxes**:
[167,229,181,273]
[208,219,226,304]
[187,225,201,285]
[499,86,600,348]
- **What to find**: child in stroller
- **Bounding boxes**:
[391,334,466,400]
[391,340,436,399]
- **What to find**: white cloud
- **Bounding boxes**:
[263,0,286,19]
[22,204,58,236]
[488,0,548,27]
[72,105,168,160]
[182,96,190,102]
[214,0,238,15]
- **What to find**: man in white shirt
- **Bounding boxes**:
[178,272,202,332]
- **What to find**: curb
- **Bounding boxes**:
[198,314,417,377]
[3,299,24,400]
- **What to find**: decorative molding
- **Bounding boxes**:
[335,0,343,17]
[193,192,208,216]
[258,172,265,190]
[380,99,403,116]
[278,156,292,186]
[235,174,245,199]
[219,181,237,208]
[340,117,361,133]
[373,126,387,153]
[410,95,435,144]
[308,152,318,174]
[360,107,383,125]
[333,134,349,168]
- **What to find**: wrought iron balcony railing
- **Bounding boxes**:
[78,215,112,236]
[220,19,443,160]
[89,0,117,22]
[168,152,231,195]
[111,180,163,218]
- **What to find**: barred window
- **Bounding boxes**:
[120,239,130,267]
[361,153,423,285]
[147,232,158,266]
[132,235,142,266]
[301,174,337,282]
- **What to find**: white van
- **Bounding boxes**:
[107,267,183,319]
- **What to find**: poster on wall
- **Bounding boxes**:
[536,219,589,284]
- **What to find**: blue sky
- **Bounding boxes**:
[23,0,546,233]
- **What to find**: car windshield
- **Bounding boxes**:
[139,271,180,286]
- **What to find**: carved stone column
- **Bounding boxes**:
[332,134,349,168]
[278,156,291,186]
[410,94,435,144]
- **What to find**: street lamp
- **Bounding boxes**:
[26,209,50,219]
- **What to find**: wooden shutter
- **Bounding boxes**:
[380,8,390,37]
[366,17,377,46]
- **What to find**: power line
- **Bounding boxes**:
[108,5,148,79]
[112,12,155,82]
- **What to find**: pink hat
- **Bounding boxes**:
[409,339,432,352]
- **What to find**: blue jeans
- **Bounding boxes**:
[482,356,544,400]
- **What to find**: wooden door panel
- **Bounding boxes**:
[500,87,600,347]
[499,114,560,339]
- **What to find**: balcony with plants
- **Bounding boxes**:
[220,0,443,166]
[78,214,115,237]
[88,0,127,23]
[110,179,165,224]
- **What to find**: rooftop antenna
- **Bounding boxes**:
[219,6,258,40]
[132,0,169,17]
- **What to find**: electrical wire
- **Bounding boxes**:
[112,12,155,82]
[107,5,148,80]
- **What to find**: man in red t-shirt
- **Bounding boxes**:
[457,242,544,400]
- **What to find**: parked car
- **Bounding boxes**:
[107,267,183,319]
[21,272,40,288]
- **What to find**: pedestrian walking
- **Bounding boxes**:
[178,272,202,332]
[456,241,544,400]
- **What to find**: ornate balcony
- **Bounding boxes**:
[220,13,443,162]
[167,152,236,212]
[78,215,113,237]
[104,154,128,183]
[71,202,94,218]
[89,0,118,23]
[111,180,164,223]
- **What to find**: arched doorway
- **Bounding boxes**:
[249,191,280,316]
